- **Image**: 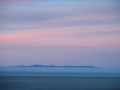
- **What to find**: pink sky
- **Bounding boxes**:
[0,0,120,66]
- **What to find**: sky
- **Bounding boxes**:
[0,0,120,67]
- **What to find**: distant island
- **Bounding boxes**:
[8,64,97,68]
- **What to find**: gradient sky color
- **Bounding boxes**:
[0,0,120,67]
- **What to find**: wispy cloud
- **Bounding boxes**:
[0,0,120,66]
[1,24,120,47]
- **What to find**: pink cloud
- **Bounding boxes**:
[0,29,120,47]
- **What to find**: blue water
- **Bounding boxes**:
[0,67,120,90]
[0,67,120,73]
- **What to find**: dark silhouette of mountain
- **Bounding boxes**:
[14,64,97,68]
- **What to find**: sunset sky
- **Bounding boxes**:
[0,0,120,67]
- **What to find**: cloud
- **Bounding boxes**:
[0,0,120,66]
[1,24,120,47]
[1,0,120,29]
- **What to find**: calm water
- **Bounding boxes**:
[0,67,120,90]
[0,67,120,73]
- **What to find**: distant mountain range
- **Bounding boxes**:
[10,64,96,68]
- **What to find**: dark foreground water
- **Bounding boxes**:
[0,67,120,90]
[0,73,120,90]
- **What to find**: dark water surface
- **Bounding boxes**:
[0,73,120,90]
[0,67,120,90]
